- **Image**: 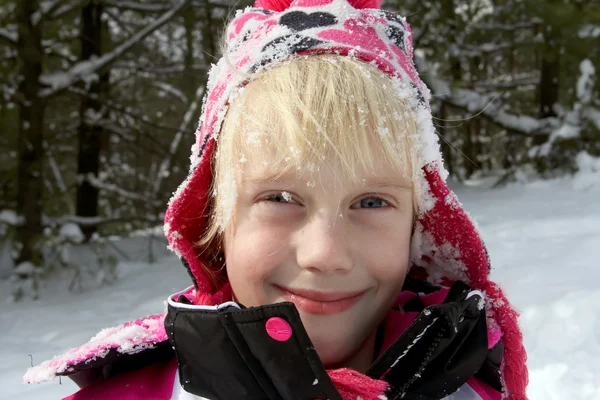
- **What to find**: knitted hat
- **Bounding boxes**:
[163,0,528,398]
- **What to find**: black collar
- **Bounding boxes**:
[165,279,499,400]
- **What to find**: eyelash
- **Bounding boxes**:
[263,193,298,204]
[350,197,391,209]
[262,193,391,209]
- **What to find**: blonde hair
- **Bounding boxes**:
[198,55,420,272]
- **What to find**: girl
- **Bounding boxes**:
[25,0,528,398]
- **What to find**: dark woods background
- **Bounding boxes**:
[0,0,598,298]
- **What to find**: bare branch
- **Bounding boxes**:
[39,0,190,98]
[111,61,209,75]
[411,5,440,47]
[91,119,172,158]
[67,86,186,135]
[152,85,204,197]
[105,0,242,12]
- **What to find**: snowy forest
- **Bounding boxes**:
[0,0,599,300]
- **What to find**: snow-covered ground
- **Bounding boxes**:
[1,170,599,399]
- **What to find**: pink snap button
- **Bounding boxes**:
[265,317,292,342]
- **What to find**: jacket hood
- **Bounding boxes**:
[162,0,528,398]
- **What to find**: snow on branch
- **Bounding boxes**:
[473,74,539,90]
[0,26,17,45]
[0,210,24,227]
[104,1,173,12]
[440,87,558,136]
[577,59,599,132]
[152,81,189,103]
[586,107,600,132]
[45,215,161,227]
[415,55,560,136]
[460,42,524,56]
[43,141,68,194]
[47,0,81,20]
[39,0,191,98]
[579,24,600,39]
[84,174,162,207]
[469,19,542,32]
[32,0,70,25]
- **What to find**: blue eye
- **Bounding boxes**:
[351,197,389,209]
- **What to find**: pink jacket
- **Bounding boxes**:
[27,286,503,400]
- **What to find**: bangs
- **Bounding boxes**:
[210,55,419,232]
[221,55,417,183]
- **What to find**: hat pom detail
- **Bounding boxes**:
[255,0,382,12]
[347,0,382,9]
[254,0,293,12]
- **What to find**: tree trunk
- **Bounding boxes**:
[76,0,109,240]
[538,26,560,119]
[14,0,45,276]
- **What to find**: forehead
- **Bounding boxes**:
[239,151,413,191]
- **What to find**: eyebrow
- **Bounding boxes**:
[242,172,413,191]
[363,177,413,191]
[241,170,296,185]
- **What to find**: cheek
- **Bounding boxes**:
[224,221,292,304]
[355,219,412,282]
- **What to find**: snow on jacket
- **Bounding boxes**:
[26,278,503,400]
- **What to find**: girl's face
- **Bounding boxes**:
[224,157,414,370]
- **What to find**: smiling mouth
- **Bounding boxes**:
[274,285,366,315]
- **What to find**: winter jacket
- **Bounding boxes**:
[27,277,503,400]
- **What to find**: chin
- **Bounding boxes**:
[304,322,362,367]
[313,338,349,367]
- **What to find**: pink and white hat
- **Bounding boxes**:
[163,0,528,398]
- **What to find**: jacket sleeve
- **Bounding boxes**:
[62,359,177,400]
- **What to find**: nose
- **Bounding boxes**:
[295,215,353,274]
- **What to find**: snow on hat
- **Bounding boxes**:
[163,0,528,397]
